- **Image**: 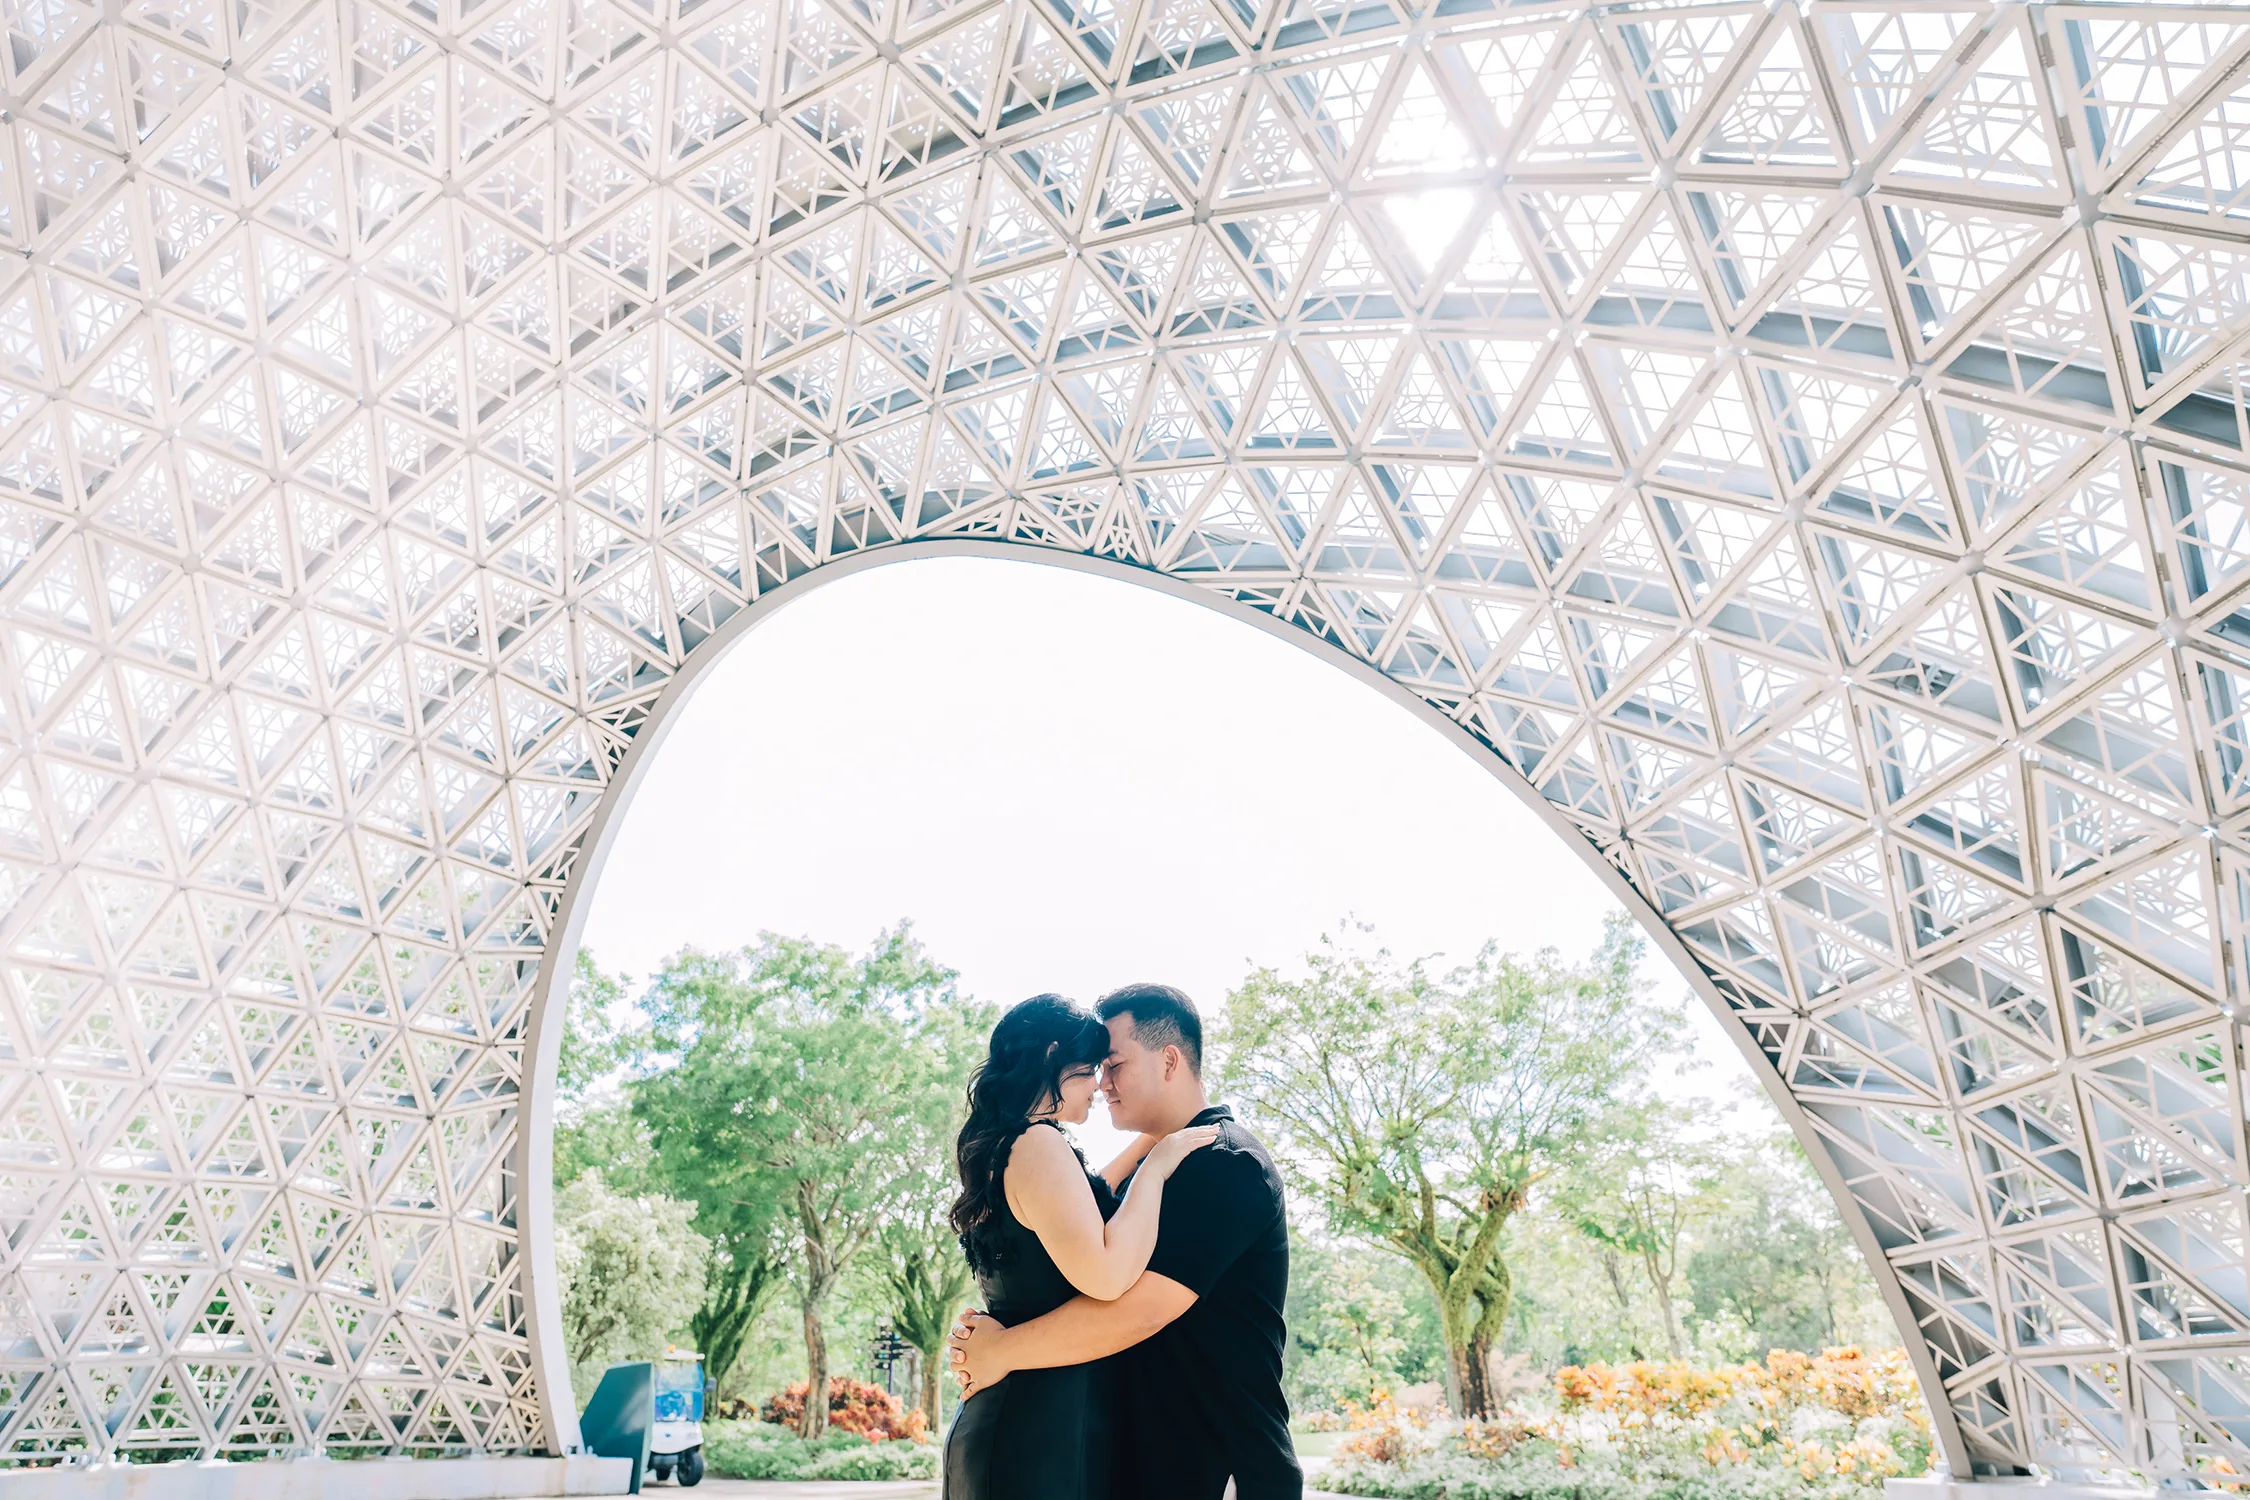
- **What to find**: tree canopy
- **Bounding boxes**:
[878,1170,975,1431]
[554,949,657,1193]
[1219,915,1674,1415]
[553,1171,710,1402]
[630,927,982,1437]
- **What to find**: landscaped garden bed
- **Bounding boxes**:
[702,1420,939,1482]
[1320,1348,1932,1500]
[702,1377,937,1481]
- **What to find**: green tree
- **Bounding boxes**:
[559,948,634,1097]
[1686,1136,1883,1358]
[1498,1204,1664,1365]
[632,928,971,1438]
[1562,1108,1723,1360]
[1492,1125,1890,1366]
[690,1229,787,1406]
[554,950,657,1194]
[555,1101,656,1196]
[878,1189,973,1433]
[1218,915,1670,1416]
[1286,1238,1413,1412]
[554,1171,711,1402]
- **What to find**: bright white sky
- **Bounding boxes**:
[578,556,1760,1157]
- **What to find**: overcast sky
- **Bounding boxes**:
[577,556,1760,1153]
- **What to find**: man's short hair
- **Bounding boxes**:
[1096,983,1203,1075]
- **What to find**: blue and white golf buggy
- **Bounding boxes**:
[648,1350,706,1486]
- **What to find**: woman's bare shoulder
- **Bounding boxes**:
[1005,1121,1076,1169]
[1003,1124,1096,1221]
[1007,1124,1090,1191]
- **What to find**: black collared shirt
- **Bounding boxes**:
[1113,1104,1302,1500]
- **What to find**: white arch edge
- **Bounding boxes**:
[514,537,1971,1475]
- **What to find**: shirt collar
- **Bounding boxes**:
[1191,1103,1234,1127]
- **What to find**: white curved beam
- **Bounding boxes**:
[521,539,1969,1471]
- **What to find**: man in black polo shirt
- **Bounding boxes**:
[948,983,1303,1500]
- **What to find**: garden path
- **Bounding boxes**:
[645,1474,1358,1497]
[649,1482,934,1498]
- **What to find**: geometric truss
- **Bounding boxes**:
[5,0,2250,1484]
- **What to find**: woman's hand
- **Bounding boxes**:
[1138,1124,1220,1181]
[948,1308,1012,1399]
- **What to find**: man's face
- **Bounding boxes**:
[1101,1016,1163,1134]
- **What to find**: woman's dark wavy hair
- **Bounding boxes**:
[950,994,1110,1239]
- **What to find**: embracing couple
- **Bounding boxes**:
[940,984,1303,1500]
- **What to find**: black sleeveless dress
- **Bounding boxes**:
[943,1121,1118,1500]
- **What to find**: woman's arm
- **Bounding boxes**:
[1005,1125,1215,1302]
[1097,1133,1160,1192]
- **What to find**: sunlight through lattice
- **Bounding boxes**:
[0,0,2246,1483]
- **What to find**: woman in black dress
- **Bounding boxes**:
[942,995,1216,1500]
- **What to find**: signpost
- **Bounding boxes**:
[871,1318,908,1396]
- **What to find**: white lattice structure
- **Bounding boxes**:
[4,0,2250,1482]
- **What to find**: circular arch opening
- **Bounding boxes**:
[520,538,1949,1465]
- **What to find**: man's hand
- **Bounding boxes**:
[948,1308,1011,1399]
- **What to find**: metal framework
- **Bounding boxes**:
[0,0,2247,1482]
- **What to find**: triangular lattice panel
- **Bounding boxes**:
[0,0,2247,1482]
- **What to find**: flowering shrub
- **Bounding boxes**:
[1336,1390,1434,1466]
[755,1377,928,1442]
[1323,1349,1933,1500]
[1457,1413,1546,1461]
[552,1172,710,1407]
[1553,1347,1921,1428]
[1557,1360,1737,1421]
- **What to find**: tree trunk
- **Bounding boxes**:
[1637,1243,1684,1359]
[1426,1257,1507,1419]
[1428,1268,1474,1416]
[799,1298,828,1440]
[1442,1340,1472,1417]
[1642,1259,1683,1358]
[1460,1259,1513,1419]
[1596,1245,1633,1313]
[794,1180,839,1441]
[1434,1290,1501,1419]
[919,1345,942,1433]
[1463,1333,1496,1417]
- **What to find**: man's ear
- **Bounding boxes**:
[1161,1045,1180,1081]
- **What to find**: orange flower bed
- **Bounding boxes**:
[1326,1348,1935,1499]
[1557,1348,1925,1433]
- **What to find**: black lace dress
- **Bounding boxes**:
[943,1121,1119,1500]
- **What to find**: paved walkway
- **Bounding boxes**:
[664,1475,1357,1498]
[662,1483,935,1498]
